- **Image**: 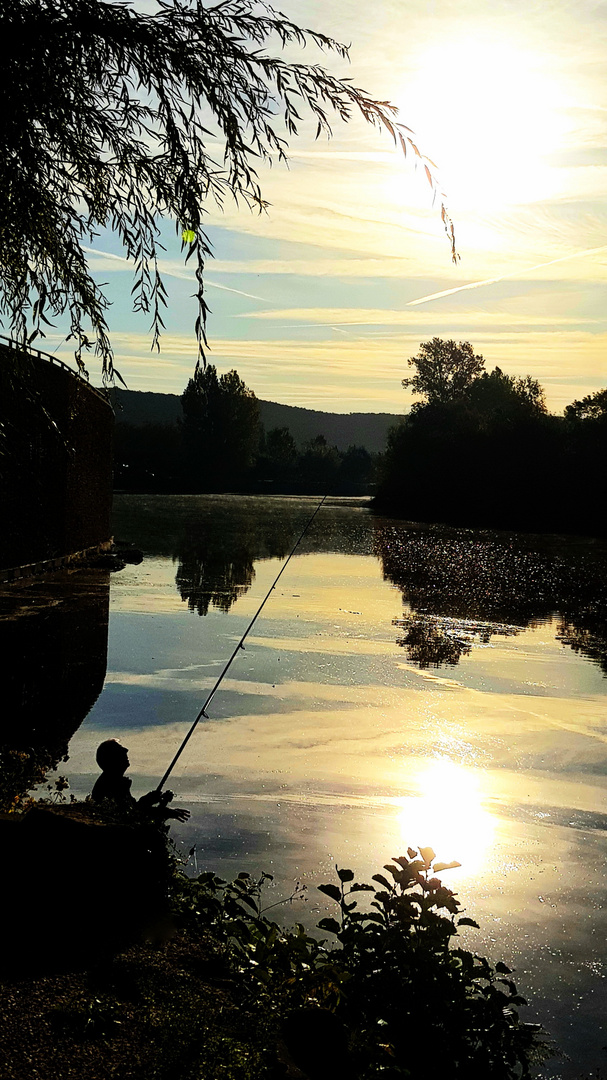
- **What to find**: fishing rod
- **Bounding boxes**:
[157,495,327,792]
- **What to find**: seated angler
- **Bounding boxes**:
[91,739,190,822]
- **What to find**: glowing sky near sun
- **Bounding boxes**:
[46,0,607,413]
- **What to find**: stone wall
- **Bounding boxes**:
[0,341,114,571]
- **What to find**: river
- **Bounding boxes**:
[16,494,607,1077]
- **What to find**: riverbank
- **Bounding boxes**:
[0,809,551,1080]
[1,931,269,1080]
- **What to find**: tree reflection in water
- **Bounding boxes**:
[374,523,607,674]
[113,494,374,618]
[176,529,257,616]
[175,508,298,616]
[112,495,607,675]
[392,613,523,669]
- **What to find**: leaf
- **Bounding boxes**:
[236,894,258,913]
[419,847,436,866]
[384,863,402,879]
[372,874,392,890]
[317,917,341,935]
[350,883,374,892]
[406,861,426,875]
[318,883,341,903]
[458,917,480,928]
[496,962,512,974]
[433,861,462,873]
[337,868,354,883]
[407,847,418,860]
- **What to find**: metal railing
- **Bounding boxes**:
[0,334,112,408]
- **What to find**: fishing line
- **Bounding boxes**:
[157,495,327,791]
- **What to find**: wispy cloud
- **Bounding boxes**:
[61,327,606,412]
[209,257,415,277]
[82,245,270,301]
[236,307,603,329]
[406,245,607,306]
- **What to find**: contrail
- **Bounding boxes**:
[82,244,269,301]
[407,244,607,307]
[203,279,269,302]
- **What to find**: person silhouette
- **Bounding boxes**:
[91,739,190,822]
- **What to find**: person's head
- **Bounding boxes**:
[95,739,130,775]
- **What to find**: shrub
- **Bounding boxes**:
[172,847,550,1078]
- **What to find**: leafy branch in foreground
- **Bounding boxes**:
[0,0,457,381]
[173,847,550,1078]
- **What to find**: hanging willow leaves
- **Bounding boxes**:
[0,0,457,382]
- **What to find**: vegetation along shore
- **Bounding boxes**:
[0,798,551,1080]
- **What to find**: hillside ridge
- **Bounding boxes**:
[109,388,402,454]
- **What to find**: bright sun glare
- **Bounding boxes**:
[397,38,569,214]
[398,758,495,878]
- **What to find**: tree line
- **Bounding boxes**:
[374,338,607,537]
[113,364,377,495]
[114,342,606,537]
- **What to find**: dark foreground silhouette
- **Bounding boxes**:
[91,738,189,823]
[0,742,190,977]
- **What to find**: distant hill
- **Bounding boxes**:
[109,389,402,454]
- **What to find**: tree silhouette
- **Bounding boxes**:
[464,367,546,426]
[377,342,564,531]
[402,339,486,407]
[564,388,607,422]
[181,364,259,488]
[265,427,298,467]
[0,0,456,379]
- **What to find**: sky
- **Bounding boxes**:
[48,0,607,414]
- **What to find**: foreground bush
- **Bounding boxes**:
[172,846,550,1078]
[0,790,550,1077]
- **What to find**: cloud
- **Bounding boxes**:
[406,245,607,306]
[62,327,604,413]
[83,245,270,301]
[209,257,415,277]
[236,307,603,330]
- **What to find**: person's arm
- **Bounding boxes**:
[138,788,190,821]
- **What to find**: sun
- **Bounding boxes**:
[394,37,569,214]
[397,757,495,878]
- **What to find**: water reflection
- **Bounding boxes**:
[113,494,373,617]
[0,569,110,808]
[398,758,495,877]
[375,524,607,673]
[112,495,607,677]
[393,613,523,668]
[176,525,257,615]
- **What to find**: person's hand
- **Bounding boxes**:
[169,807,190,822]
[139,789,162,808]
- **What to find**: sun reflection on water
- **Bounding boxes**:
[397,758,495,878]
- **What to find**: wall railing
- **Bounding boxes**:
[0,334,112,409]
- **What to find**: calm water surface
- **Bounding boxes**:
[57,496,607,1076]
